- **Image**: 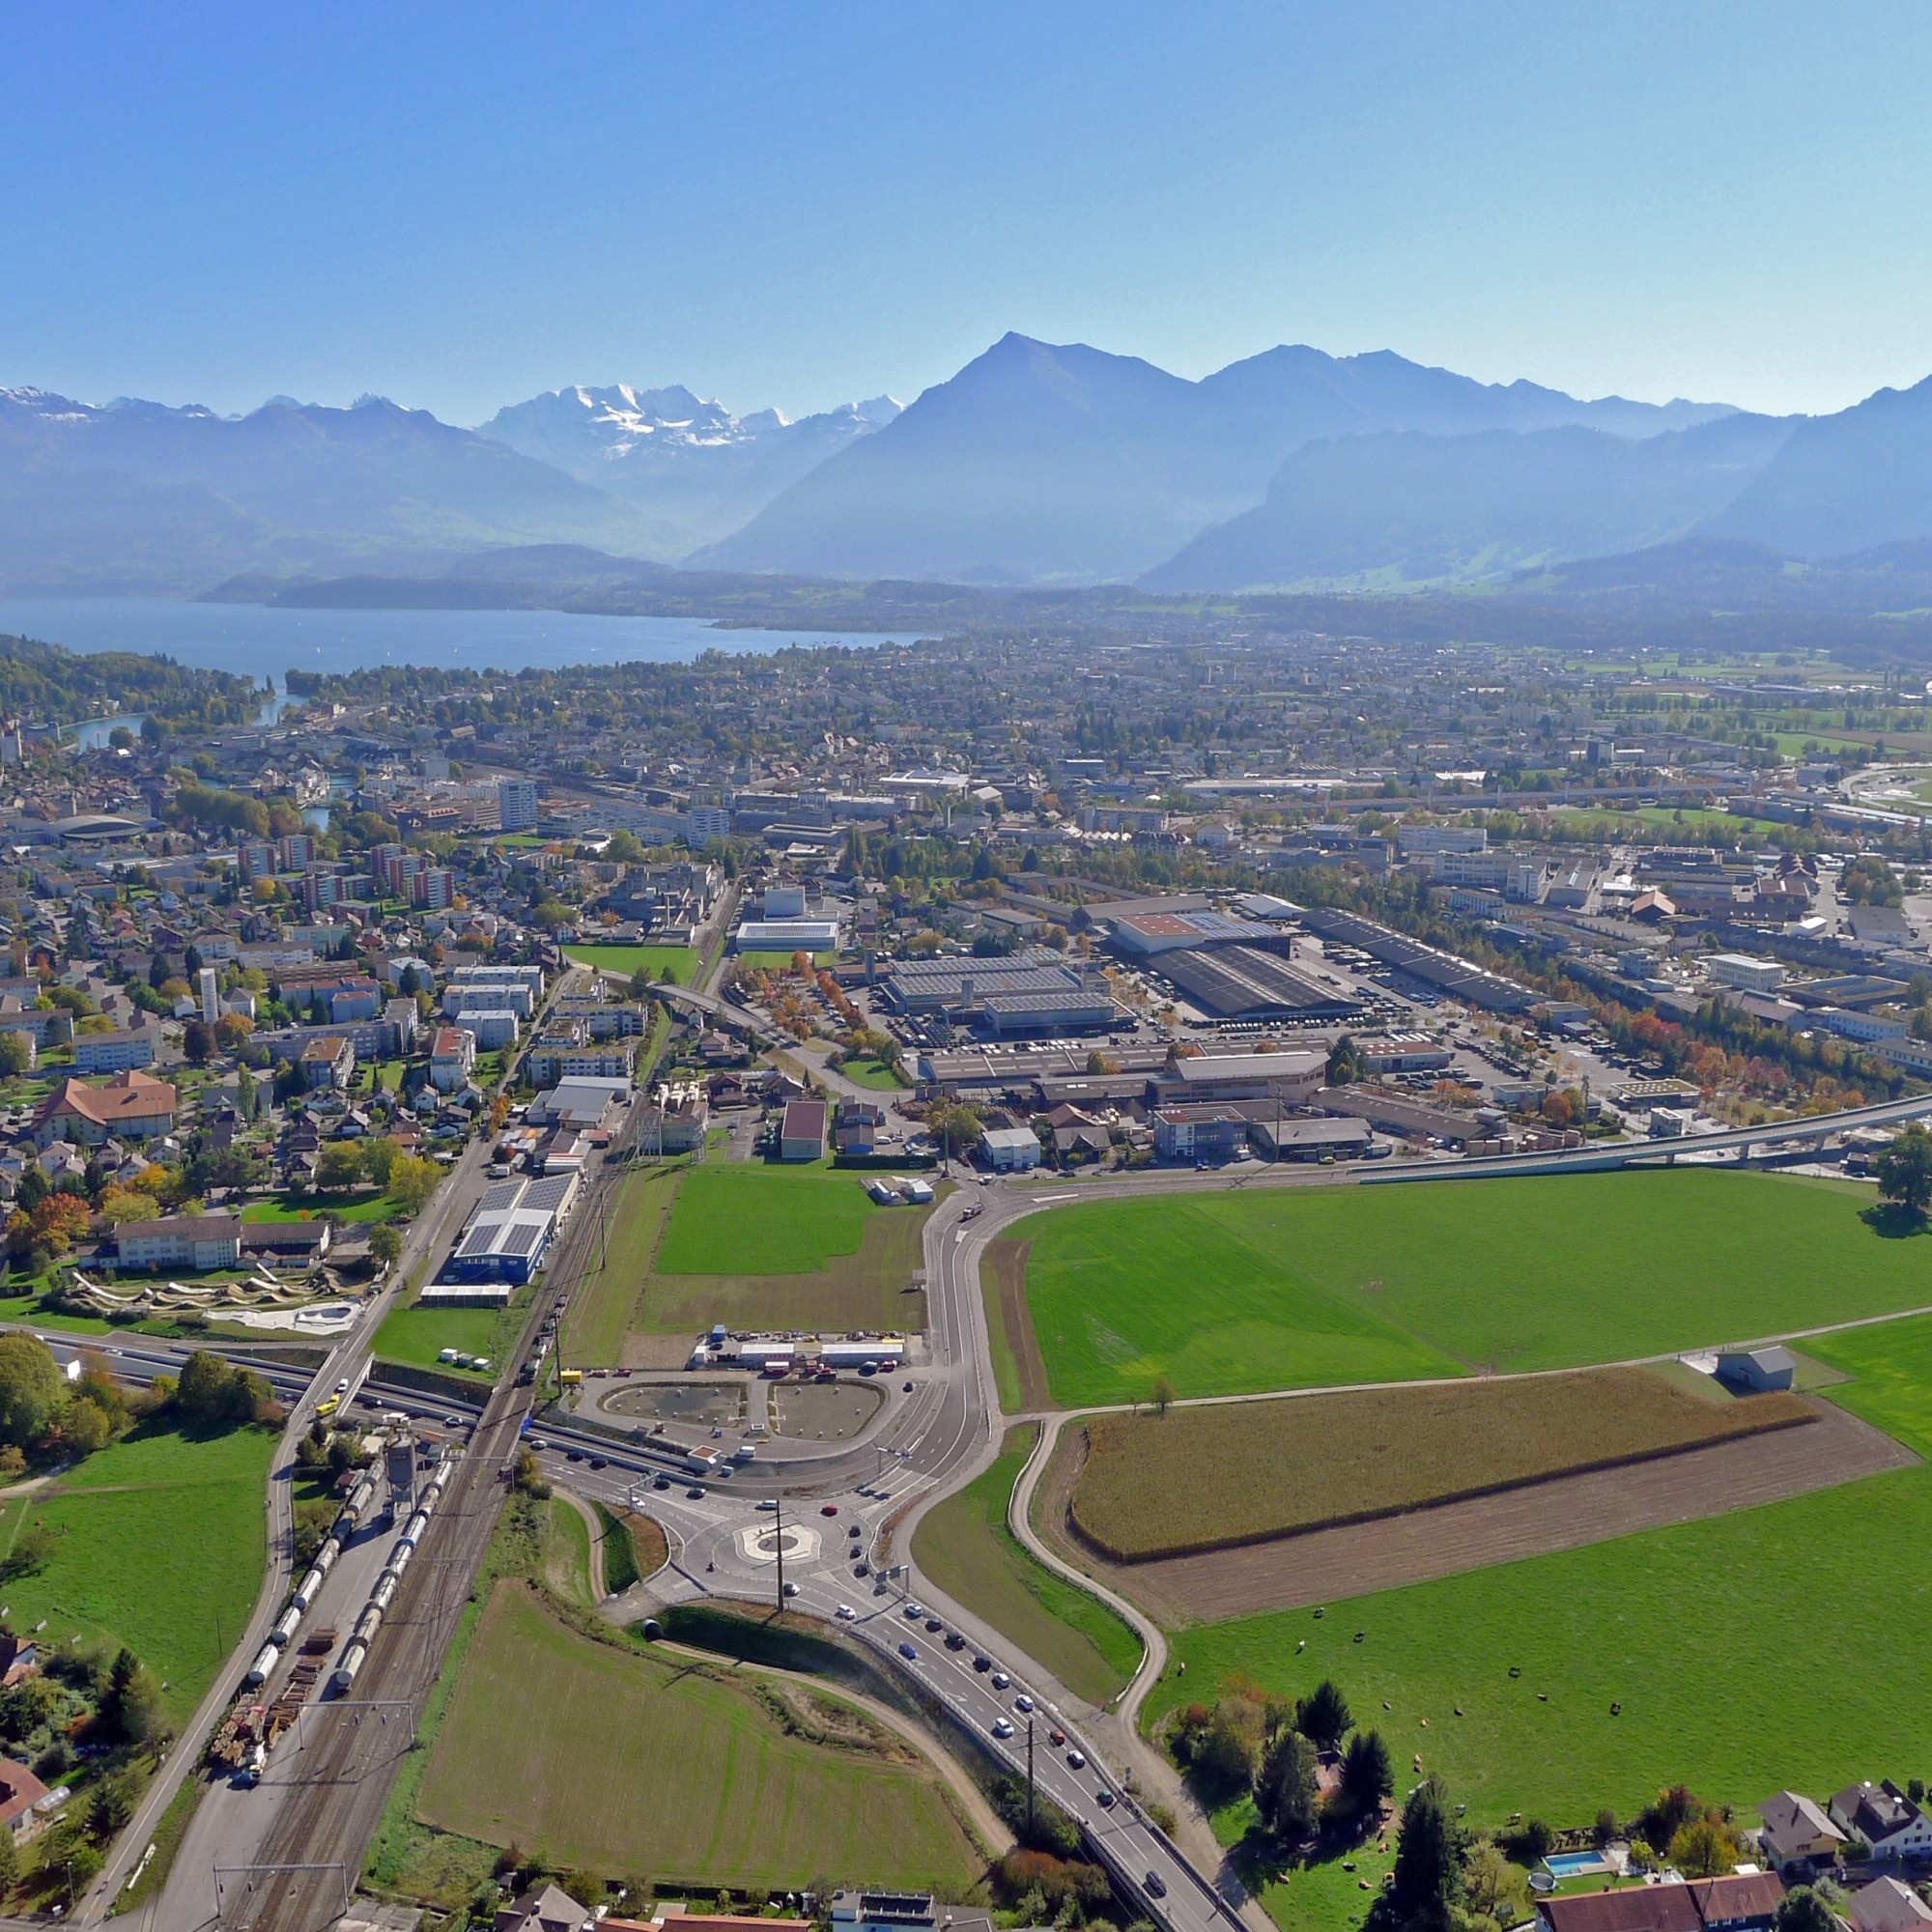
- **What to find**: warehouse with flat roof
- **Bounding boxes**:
[1156,944,1362,1022]
[443,1172,581,1284]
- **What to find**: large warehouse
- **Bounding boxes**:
[442,1172,582,1285]
[877,952,1115,1034]
[1156,944,1363,1022]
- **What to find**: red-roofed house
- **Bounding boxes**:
[32,1070,177,1148]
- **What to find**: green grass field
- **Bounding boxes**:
[839,1056,906,1090]
[1145,1311,1932,1832]
[241,1188,398,1224]
[415,1581,979,1889]
[542,1499,595,1606]
[375,1286,529,1379]
[1024,1170,1931,1406]
[656,1164,877,1275]
[564,943,698,985]
[0,1422,272,1726]
[736,951,836,971]
[912,1428,1141,1706]
[564,1167,679,1363]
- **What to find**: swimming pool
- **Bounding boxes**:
[1545,1854,1611,1880]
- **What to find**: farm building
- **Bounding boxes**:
[1716,1346,1797,1393]
[778,1099,827,1161]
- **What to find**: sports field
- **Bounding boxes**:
[0,1422,273,1726]
[1022,1169,1930,1405]
[911,1428,1141,1707]
[415,1581,980,1889]
[1068,1368,1810,1560]
[563,943,698,985]
[1144,1311,1932,1830]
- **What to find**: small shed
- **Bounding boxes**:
[1716,1345,1797,1393]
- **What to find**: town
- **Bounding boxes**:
[0,618,1916,1932]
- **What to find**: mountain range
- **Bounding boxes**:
[476,384,901,554]
[14,338,1932,607]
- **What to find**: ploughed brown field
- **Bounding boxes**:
[1068,1366,1811,1561]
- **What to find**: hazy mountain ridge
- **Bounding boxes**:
[697,334,1742,584]
[1144,411,1795,593]
[477,384,903,553]
[0,388,676,593]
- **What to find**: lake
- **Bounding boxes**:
[0,596,918,687]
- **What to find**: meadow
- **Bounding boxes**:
[1068,1368,1807,1559]
[0,1422,273,1726]
[1022,1169,1929,1406]
[241,1188,399,1225]
[563,943,698,985]
[1144,1312,1932,1831]
[415,1581,979,1889]
[563,1166,679,1363]
[911,1428,1141,1707]
[655,1163,877,1275]
[375,1283,530,1378]
[561,1163,933,1355]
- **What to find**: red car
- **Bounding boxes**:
[820,1503,839,1517]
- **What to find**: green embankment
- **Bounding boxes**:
[913,1427,1140,1706]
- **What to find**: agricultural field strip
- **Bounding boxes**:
[1139,1315,1932,1830]
[1076,1399,1915,1627]
[1068,1369,1814,1561]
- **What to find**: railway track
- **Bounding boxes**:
[213,1077,669,1932]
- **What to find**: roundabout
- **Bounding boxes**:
[734,1520,823,1566]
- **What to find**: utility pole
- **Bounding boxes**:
[773,1493,785,1610]
[1026,1715,1036,1838]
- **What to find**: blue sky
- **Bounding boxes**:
[5,2,1931,424]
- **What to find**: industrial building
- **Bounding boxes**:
[444,1173,581,1284]
[733,918,841,952]
[779,1098,827,1161]
[1153,1049,1326,1106]
[1155,944,1361,1022]
[1107,908,1272,957]
[1291,903,1536,1012]
[979,986,1116,1037]
[877,952,1083,1017]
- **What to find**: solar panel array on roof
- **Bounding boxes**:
[499,1221,543,1258]
[520,1175,576,1213]
[477,1180,524,1213]
[457,1224,497,1258]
